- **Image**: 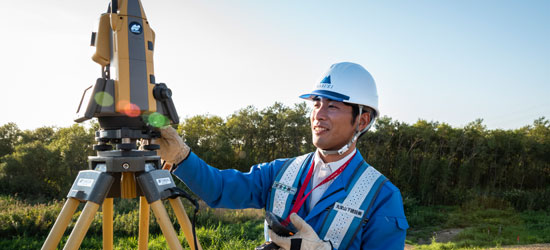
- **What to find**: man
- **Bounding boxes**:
[156,62,409,249]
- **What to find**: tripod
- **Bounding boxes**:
[41,127,202,250]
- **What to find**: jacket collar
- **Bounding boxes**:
[299,149,366,222]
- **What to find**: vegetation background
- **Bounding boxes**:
[1,102,549,249]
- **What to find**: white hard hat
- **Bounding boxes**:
[300,62,379,119]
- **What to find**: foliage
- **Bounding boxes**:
[1,141,65,197]
[0,122,21,158]
[0,104,549,209]
[359,116,550,210]
[0,123,94,199]
[180,102,313,172]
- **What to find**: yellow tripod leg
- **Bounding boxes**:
[150,200,183,250]
[169,198,202,250]
[138,196,150,250]
[41,198,80,250]
[103,198,114,250]
[63,201,100,250]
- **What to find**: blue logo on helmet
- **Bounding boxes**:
[316,75,333,89]
[321,75,331,84]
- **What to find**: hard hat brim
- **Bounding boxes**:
[299,90,350,102]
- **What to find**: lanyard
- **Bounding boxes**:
[283,151,356,224]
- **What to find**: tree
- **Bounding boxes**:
[49,124,95,180]
[20,126,56,145]
[224,102,312,171]
[1,141,64,198]
[179,115,234,169]
[0,122,21,158]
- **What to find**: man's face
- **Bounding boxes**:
[310,98,356,151]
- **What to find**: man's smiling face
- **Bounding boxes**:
[310,97,356,151]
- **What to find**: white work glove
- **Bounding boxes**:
[268,213,332,250]
[152,126,190,167]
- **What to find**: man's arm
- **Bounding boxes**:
[155,126,283,209]
[172,152,284,209]
[361,183,409,250]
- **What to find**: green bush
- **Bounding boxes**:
[406,206,450,229]
[499,188,550,211]
[0,196,62,237]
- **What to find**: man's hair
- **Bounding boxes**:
[344,103,375,139]
[344,103,374,125]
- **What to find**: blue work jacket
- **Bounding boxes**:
[173,150,409,250]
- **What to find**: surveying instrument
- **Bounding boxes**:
[41,1,202,249]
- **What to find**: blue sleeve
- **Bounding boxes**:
[171,152,284,209]
[361,183,409,250]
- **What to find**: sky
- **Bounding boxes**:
[0,0,548,131]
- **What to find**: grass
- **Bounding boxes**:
[1,195,549,249]
[405,197,550,249]
[0,195,265,249]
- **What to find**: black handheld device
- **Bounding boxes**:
[256,211,299,250]
[266,211,298,236]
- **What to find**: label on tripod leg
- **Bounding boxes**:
[156,177,172,186]
[77,178,95,187]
